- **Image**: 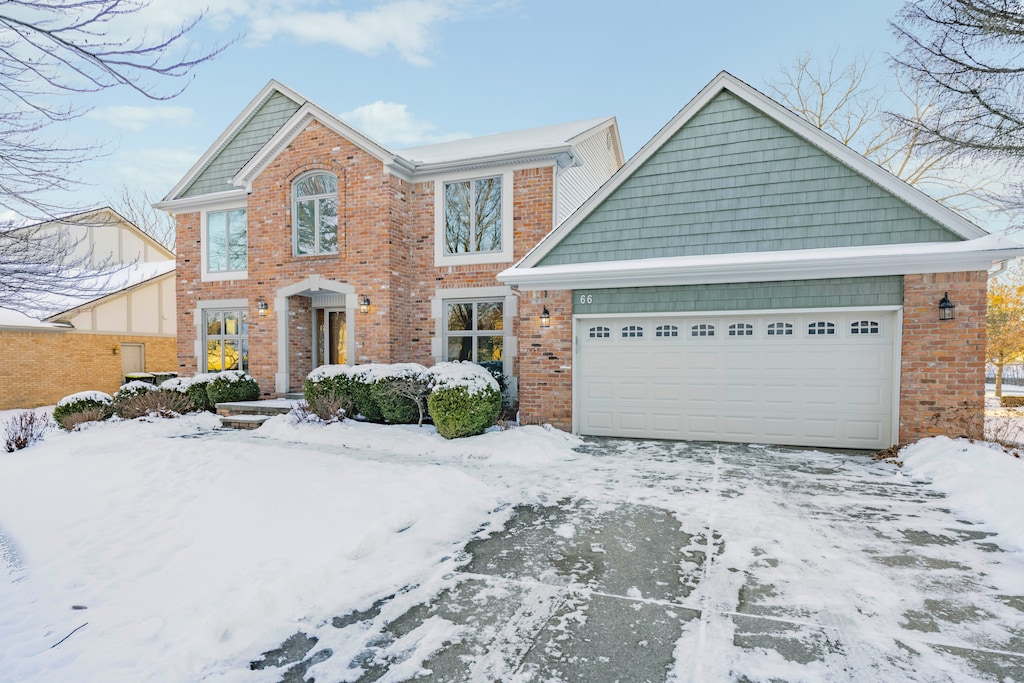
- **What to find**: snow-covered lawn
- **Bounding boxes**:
[0,404,1021,681]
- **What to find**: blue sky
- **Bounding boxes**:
[51,0,907,215]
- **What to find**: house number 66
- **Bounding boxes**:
[579,294,593,304]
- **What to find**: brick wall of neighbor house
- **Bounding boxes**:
[0,332,177,410]
[900,271,988,443]
[517,290,573,430]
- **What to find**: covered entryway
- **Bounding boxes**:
[576,310,898,449]
[274,276,356,393]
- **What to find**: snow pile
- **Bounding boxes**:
[354,363,428,383]
[426,361,499,395]
[305,363,352,383]
[901,436,1024,551]
[55,391,112,408]
[160,377,192,393]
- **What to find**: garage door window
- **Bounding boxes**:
[589,326,610,338]
[656,324,678,337]
[691,323,715,337]
[445,300,503,362]
[622,325,644,338]
[851,320,880,334]
[728,323,754,337]
[808,321,836,336]
[767,322,793,336]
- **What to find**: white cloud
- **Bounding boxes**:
[340,101,469,147]
[102,147,202,198]
[85,106,194,132]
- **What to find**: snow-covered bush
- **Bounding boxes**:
[303,365,355,423]
[112,381,159,418]
[366,363,429,425]
[348,365,385,423]
[205,370,260,405]
[426,362,501,439]
[53,391,114,431]
[184,375,215,412]
[112,381,193,419]
[3,410,51,452]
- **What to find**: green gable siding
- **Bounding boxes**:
[573,276,903,315]
[179,92,301,198]
[540,91,961,267]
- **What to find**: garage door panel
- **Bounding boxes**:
[578,312,895,449]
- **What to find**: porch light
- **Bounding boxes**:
[257,296,269,317]
[938,292,955,321]
[540,306,551,328]
[360,295,371,314]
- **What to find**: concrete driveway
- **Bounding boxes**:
[250,439,1024,682]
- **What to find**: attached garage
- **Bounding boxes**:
[576,310,897,449]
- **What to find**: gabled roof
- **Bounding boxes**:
[157,79,620,209]
[508,71,992,275]
[43,262,175,322]
[21,207,174,261]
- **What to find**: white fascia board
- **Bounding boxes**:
[152,189,248,214]
[232,103,401,191]
[44,270,176,321]
[163,80,307,202]
[404,147,574,180]
[515,71,988,270]
[498,237,1024,289]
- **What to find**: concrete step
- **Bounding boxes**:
[215,399,297,418]
[219,414,271,430]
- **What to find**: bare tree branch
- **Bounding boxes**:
[105,184,175,250]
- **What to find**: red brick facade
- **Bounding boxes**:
[899,271,988,444]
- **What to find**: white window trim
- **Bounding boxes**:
[433,168,515,267]
[193,298,248,374]
[201,201,248,281]
[430,286,518,389]
[292,171,339,257]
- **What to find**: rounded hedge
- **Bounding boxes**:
[206,371,260,405]
[366,363,428,425]
[348,366,385,423]
[53,391,114,430]
[112,381,159,418]
[426,362,501,439]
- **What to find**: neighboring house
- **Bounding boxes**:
[0,208,177,410]
[154,80,623,405]
[498,72,1024,449]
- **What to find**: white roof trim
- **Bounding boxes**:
[28,206,175,259]
[44,268,176,321]
[232,102,404,191]
[516,71,989,270]
[162,80,308,202]
[498,235,1024,289]
[152,188,247,213]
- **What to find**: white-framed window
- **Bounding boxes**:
[767,322,793,336]
[622,325,644,338]
[851,320,880,335]
[691,323,715,337]
[434,169,514,266]
[204,308,249,372]
[589,326,611,338]
[808,321,836,336]
[655,324,679,337]
[293,172,338,256]
[203,207,247,279]
[444,299,504,363]
[728,323,754,337]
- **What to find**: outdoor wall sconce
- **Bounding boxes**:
[360,296,371,314]
[938,292,956,321]
[540,306,551,328]
[256,296,269,317]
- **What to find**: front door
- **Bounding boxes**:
[315,309,347,366]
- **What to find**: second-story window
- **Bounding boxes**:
[444,176,502,255]
[207,208,247,274]
[294,172,338,256]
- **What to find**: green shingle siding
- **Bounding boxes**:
[179,92,301,199]
[539,91,961,267]
[573,276,904,315]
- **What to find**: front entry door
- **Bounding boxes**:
[315,309,347,366]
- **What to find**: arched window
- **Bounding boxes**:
[294,173,338,255]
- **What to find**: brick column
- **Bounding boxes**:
[899,271,987,443]
[517,290,573,430]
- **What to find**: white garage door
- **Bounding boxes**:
[577,311,897,449]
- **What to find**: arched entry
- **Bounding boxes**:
[274,275,356,393]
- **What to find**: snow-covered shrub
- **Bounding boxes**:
[366,363,429,425]
[3,410,51,452]
[303,365,355,423]
[184,375,215,412]
[112,381,159,418]
[426,362,501,439]
[52,391,114,431]
[205,370,260,405]
[348,365,385,423]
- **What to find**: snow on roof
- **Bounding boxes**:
[398,117,613,166]
[30,260,175,320]
[0,307,68,330]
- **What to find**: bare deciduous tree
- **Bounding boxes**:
[767,52,1002,218]
[106,185,176,250]
[0,0,224,310]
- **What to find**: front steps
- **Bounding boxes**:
[216,399,298,429]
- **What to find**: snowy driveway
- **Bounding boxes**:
[250,436,1024,683]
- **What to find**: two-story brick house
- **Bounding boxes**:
[155,80,623,412]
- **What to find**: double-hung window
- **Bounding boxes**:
[206,208,247,275]
[445,300,503,362]
[294,173,338,255]
[205,309,248,372]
